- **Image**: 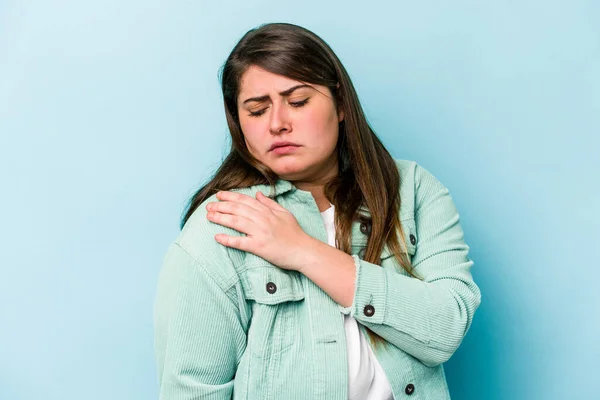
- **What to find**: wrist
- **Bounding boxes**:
[295,235,322,275]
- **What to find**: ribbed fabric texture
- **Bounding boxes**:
[153,159,482,400]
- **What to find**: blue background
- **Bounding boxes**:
[1,1,598,399]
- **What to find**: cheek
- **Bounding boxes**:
[239,119,263,149]
[300,107,339,143]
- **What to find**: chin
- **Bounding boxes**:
[268,159,307,180]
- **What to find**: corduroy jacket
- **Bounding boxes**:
[154,159,481,400]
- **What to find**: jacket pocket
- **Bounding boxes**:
[239,254,305,358]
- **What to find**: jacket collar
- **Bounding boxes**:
[250,178,373,221]
[232,178,297,203]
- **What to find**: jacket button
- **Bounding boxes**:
[358,248,366,259]
[405,383,415,395]
[266,282,277,294]
[409,234,416,245]
[363,304,375,317]
[359,222,371,235]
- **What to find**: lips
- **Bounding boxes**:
[269,141,300,151]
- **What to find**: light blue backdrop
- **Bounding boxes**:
[1,1,598,399]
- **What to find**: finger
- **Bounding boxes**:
[216,190,266,212]
[207,211,255,235]
[256,191,287,211]
[207,200,261,223]
[214,234,252,252]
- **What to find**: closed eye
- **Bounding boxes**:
[289,98,309,107]
[247,98,310,117]
[248,109,267,117]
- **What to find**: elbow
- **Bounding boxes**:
[420,334,463,367]
[425,285,482,367]
[420,350,453,368]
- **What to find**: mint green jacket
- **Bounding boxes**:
[154,159,481,400]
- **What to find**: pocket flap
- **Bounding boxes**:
[353,218,417,260]
[239,254,305,304]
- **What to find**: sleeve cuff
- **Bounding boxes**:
[338,254,361,315]
[338,254,388,325]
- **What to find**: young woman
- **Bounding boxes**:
[154,22,481,400]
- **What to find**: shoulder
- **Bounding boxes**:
[392,158,443,186]
[393,159,462,238]
[392,158,452,217]
[168,193,246,290]
[393,157,449,191]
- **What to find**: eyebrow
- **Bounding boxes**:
[242,84,312,105]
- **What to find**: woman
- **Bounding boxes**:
[154,22,481,400]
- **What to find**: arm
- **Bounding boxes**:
[301,164,481,367]
[154,242,246,399]
[297,238,357,308]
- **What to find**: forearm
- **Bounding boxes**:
[297,236,356,308]
[344,255,480,367]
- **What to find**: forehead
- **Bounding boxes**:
[238,65,305,97]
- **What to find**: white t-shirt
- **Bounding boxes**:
[319,204,394,400]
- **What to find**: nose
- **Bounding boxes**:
[269,101,291,134]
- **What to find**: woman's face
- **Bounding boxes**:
[237,65,344,183]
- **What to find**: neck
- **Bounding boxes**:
[286,157,338,212]
[303,185,332,212]
[293,179,335,213]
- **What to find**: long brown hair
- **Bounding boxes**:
[181,22,418,349]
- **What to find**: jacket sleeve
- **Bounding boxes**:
[154,242,246,399]
[341,164,482,367]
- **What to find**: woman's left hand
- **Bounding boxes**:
[205,190,314,271]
